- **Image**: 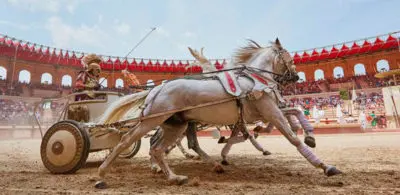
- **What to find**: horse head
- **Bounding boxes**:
[272,38,299,84]
[234,38,299,85]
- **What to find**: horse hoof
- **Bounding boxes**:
[213,164,225,173]
[151,165,162,174]
[304,136,316,148]
[168,175,188,185]
[325,166,343,177]
[218,136,226,144]
[94,181,107,189]
[263,151,272,156]
[221,160,229,166]
[193,156,201,160]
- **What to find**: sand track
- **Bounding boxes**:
[0,132,399,194]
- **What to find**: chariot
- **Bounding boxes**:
[35,91,142,174]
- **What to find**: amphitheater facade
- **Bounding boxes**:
[0,32,399,94]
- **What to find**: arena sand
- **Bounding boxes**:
[0,132,399,194]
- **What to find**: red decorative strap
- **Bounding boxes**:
[225,72,236,92]
[251,73,268,85]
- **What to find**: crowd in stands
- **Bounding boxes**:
[0,71,397,126]
[0,99,35,125]
[282,80,323,95]
[285,95,343,110]
[0,98,65,125]
[354,91,385,110]
[282,74,396,95]
[285,91,385,113]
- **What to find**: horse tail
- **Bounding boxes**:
[95,90,151,124]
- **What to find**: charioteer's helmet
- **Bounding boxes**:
[88,62,101,78]
[82,54,102,78]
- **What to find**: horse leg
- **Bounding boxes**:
[150,123,189,185]
[253,122,274,138]
[285,115,301,135]
[283,108,316,148]
[176,137,195,159]
[150,155,162,173]
[257,100,341,177]
[220,125,242,165]
[95,116,169,189]
[186,122,224,173]
[242,126,271,155]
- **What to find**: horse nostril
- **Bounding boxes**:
[293,75,299,81]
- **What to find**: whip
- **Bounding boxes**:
[98,27,157,86]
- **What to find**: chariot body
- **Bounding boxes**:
[36,91,142,174]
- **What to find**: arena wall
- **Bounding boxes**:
[0,56,184,90]
[296,49,400,81]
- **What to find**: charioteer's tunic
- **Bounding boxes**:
[74,71,100,101]
[75,71,100,92]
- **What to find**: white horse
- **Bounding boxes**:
[95,39,341,188]
[161,47,315,167]
[148,47,274,171]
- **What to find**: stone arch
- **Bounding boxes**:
[333,66,344,78]
[147,79,155,87]
[0,66,6,80]
[314,69,324,81]
[354,63,366,76]
[99,77,107,88]
[376,59,390,72]
[297,72,306,82]
[41,73,53,84]
[18,70,31,83]
[115,78,124,88]
[61,75,72,86]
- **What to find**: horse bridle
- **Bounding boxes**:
[272,48,297,84]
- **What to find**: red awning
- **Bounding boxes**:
[347,42,360,56]
[370,37,384,52]
[327,47,339,59]
[128,59,137,71]
[300,51,310,63]
[359,40,372,53]
[169,61,176,72]
[337,44,349,58]
[153,60,161,72]
[382,35,398,49]
[71,52,80,66]
[114,58,121,70]
[121,58,128,70]
[145,60,153,72]
[293,52,301,64]
[5,39,13,46]
[318,48,329,61]
[161,60,168,72]
[138,59,145,72]
[21,43,28,50]
[309,50,319,62]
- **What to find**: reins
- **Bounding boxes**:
[128,66,285,90]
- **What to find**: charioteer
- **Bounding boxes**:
[68,54,103,122]
[75,53,103,100]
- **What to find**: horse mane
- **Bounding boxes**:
[234,39,264,65]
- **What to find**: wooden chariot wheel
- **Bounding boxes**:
[40,120,90,174]
[118,139,142,159]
